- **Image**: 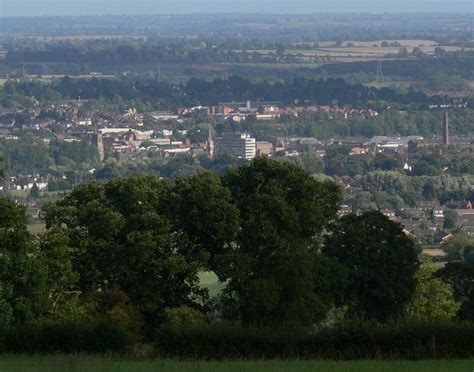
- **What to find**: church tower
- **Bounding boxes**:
[206,124,215,159]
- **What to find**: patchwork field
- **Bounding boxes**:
[235,40,472,62]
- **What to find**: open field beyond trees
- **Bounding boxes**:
[233,41,473,62]
[197,271,226,298]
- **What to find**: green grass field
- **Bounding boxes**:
[0,356,472,372]
[198,271,226,298]
[27,222,46,235]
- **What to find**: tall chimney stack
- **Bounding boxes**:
[443,112,449,145]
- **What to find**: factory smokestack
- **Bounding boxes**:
[443,112,449,145]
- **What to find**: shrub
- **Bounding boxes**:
[82,289,144,341]
[161,306,207,332]
[153,321,474,360]
[0,321,132,354]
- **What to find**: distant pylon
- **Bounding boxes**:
[376,60,384,83]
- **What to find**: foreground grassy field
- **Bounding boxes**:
[0,356,472,372]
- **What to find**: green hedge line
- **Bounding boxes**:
[0,322,132,354]
[154,321,474,360]
[1,321,473,359]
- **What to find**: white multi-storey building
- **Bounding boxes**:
[219,133,256,160]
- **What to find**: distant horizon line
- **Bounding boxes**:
[1,12,473,18]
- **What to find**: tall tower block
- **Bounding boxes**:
[443,112,449,145]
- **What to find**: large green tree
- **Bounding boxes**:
[0,197,50,324]
[218,158,344,326]
[442,232,474,261]
[171,171,240,265]
[323,211,419,321]
[406,256,460,321]
[44,176,207,328]
[436,262,474,320]
[38,228,81,321]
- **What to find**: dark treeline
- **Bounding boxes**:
[241,110,474,139]
[4,44,474,81]
[4,45,279,65]
[0,134,99,175]
[316,56,474,80]
[1,159,473,355]
[0,76,451,109]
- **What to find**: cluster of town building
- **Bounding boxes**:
[1,101,463,164]
[2,101,474,244]
[0,99,379,162]
[154,101,379,123]
[0,99,378,134]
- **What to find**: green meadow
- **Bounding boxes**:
[0,356,472,372]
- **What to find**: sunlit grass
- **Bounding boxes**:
[198,271,226,298]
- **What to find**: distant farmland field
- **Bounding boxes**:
[235,40,472,62]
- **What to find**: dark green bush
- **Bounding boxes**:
[0,321,132,354]
[154,321,474,360]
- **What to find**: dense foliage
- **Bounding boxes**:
[324,211,419,321]
[154,321,474,360]
[436,262,474,321]
[406,256,460,321]
[0,321,131,354]
[45,176,207,331]
[0,198,49,324]
[0,159,469,353]
[217,159,344,325]
[0,134,99,176]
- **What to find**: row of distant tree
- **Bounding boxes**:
[2,39,473,82]
[0,135,98,175]
[1,159,472,341]
[0,75,456,111]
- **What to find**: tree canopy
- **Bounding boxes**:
[324,211,419,321]
[44,176,207,328]
[0,197,49,324]
[216,158,344,325]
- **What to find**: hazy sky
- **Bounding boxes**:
[0,0,473,17]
